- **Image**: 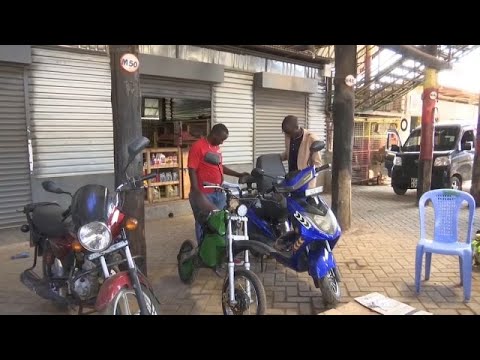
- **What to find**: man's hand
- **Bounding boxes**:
[239,172,251,184]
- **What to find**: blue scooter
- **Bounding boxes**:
[232,140,342,305]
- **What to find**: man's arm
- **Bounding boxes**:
[223,165,247,178]
[308,133,322,167]
[187,143,201,193]
[188,168,200,193]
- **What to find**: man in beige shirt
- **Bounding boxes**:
[280,115,322,188]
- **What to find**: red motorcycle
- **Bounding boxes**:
[19,137,160,315]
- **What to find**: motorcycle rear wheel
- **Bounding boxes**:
[177,240,198,285]
[102,284,160,315]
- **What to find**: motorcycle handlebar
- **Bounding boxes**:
[140,173,157,182]
[315,164,330,173]
[116,173,156,192]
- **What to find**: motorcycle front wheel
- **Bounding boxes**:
[102,284,160,315]
[222,269,266,315]
[319,268,341,306]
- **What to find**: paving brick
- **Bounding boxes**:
[274,302,299,309]
[458,309,475,315]
[430,308,459,315]
[384,287,402,298]
[268,308,287,315]
[286,286,298,297]
[466,303,480,315]
[299,303,313,315]
[177,304,195,314]
[274,291,286,303]
[437,302,468,310]
[287,297,312,303]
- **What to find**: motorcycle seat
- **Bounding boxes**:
[24,202,59,213]
[32,203,68,237]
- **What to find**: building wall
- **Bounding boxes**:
[25,45,329,210]
[407,86,478,125]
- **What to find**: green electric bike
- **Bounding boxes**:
[177,161,267,315]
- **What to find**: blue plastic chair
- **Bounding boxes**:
[415,189,476,302]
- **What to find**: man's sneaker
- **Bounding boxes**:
[234,258,244,266]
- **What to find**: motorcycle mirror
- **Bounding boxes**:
[310,140,325,153]
[42,180,68,195]
[124,136,151,173]
[251,168,264,177]
[128,137,150,160]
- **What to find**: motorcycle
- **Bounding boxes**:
[19,136,161,315]
[237,140,343,305]
[177,153,267,315]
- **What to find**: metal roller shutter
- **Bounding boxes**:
[0,65,31,229]
[29,47,113,178]
[254,88,306,160]
[213,71,254,165]
[307,80,328,142]
[140,76,211,101]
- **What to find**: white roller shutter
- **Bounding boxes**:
[307,80,327,142]
[213,71,254,165]
[0,65,31,229]
[140,76,211,101]
[29,47,113,178]
[254,88,306,159]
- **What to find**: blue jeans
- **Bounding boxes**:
[189,191,227,245]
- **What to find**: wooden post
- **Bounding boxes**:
[331,45,357,231]
[471,94,480,206]
[417,45,439,201]
[109,45,148,275]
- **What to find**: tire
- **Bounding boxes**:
[222,268,267,315]
[177,240,198,285]
[450,175,462,191]
[41,241,69,309]
[393,186,407,195]
[102,284,160,315]
[319,268,341,306]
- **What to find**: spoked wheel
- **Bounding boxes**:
[222,269,266,315]
[319,268,341,306]
[102,284,160,315]
[450,175,462,191]
[177,240,198,285]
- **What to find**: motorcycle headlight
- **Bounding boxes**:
[237,204,248,217]
[310,209,339,235]
[78,221,112,252]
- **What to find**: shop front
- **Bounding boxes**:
[21,45,330,222]
[0,46,32,229]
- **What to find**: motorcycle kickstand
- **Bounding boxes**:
[260,256,265,273]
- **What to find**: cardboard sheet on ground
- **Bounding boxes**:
[354,292,431,315]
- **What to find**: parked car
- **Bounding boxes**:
[385,123,476,195]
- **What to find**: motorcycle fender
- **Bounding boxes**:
[94,271,151,312]
[309,247,336,279]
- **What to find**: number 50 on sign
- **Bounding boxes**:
[120,53,139,73]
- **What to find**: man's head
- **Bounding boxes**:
[282,115,301,138]
[208,123,229,146]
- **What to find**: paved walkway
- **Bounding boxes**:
[1,185,480,315]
